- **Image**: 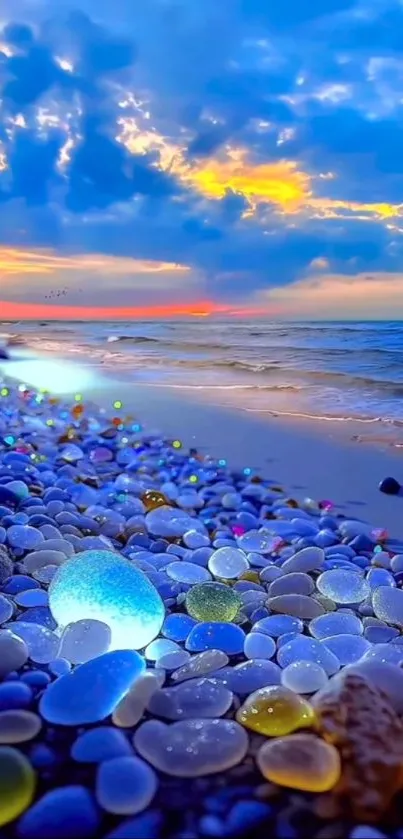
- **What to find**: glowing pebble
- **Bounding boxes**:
[0,746,36,827]
[316,570,370,604]
[237,686,316,736]
[257,733,341,792]
[48,550,164,651]
[39,650,145,726]
[185,582,242,623]
[134,719,248,777]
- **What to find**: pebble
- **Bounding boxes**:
[145,506,205,538]
[0,710,41,744]
[0,593,13,623]
[0,682,33,711]
[162,613,197,641]
[317,569,370,604]
[134,718,248,777]
[208,547,249,579]
[268,572,314,597]
[49,550,164,650]
[244,632,276,659]
[322,634,372,665]
[71,727,133,762]
[96,756,157,815]
[0,746,36,827]
[0,630,28,677]
[253,615,303,637]
[277,636,340,676]
[281,547,324,574]
[185,582,242,623]
[309,612,363,639]
[257,733,341,792]
[267,594,326,619]
[372,586,403,628]
[236,685,316,736]
[10,623,59,664]
[186,622,245,654]
[148,678,233,720]
[7,526,44,551]
[112,671,163,728]
[17,785,100,838]
[281,660,329,693]
[58,619,112,664]
[172,650,229,682]
[166,561,211,584]
[213,659,281,694]
[40,650,145,725]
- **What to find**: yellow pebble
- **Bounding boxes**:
[0,747,36,827]
[239,571,260,584]
[257,733,341,793]
[236,686,316,737]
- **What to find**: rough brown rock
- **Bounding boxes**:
[315,672,403,821]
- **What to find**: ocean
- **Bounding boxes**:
[1,320,403,434]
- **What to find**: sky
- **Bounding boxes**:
[1,0,403,319]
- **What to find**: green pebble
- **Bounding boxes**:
[185,582,242,623]
[0,746,36,827]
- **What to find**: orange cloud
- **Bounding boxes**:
[0,248,189,277]
[0,299,235,321]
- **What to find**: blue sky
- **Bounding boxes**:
[1,0,403,318]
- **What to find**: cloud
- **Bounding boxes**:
[1,0,403,314]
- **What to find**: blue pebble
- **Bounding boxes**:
[349,534,375,552]
[106,811,163,839]
[364,625,399,644]
[0,526,5,543]
[29,744,59,769]
[0,487,19,507]
[17,786,100,839]
[366,567,396,590]
[17,607,57,630]
[0,681,32,710]
[325,545,355,558]
[162,613,197,642]
[21,671,51,689]
[40,650,145,725]
[7,525,44,550]
[226,801,272,832]
[314,530,338,548]
[71,726,132,763]
[3,575,40,594]
[186,622,245,655]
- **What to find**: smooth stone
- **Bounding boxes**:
[309,612,363,639]
[165,562,211,584]
[186,622,245,655]
[33,539,74,556]
[268,573,314,597]
[17,785,99,838]
[49,550,164,651]
[0,630,28,677]
[172,650,229,682]
[237,685,315,736]
[366,568,395,590]
[58,620,112,664]
[96,756,157,815]
[9,623,59,664]
[157,649,190,669]
[15,589,48,608]
[281,661,329,693]
[372,586,403,628]
[267,594,325,619]
[0,594,13,623]
[364,625,398,644]
[277,637,340,676]
[23,551,67,573]
[112,671,164,728]
[391,554,403,573]
[236,531,276,554]
[360,643,403,665]
[213,659,281,695]
[7,526,44,551]
[148,677,233,720]
[134,718,248,777]
[244,632,276,660]
[252,615,303,637]
[0,682,32,711]
[40,650,145,725]
[183,531,210,549]
[145,506,206,537]
[208,547,249,579]
[185,582,242,623]
[0,710,41,744]
[281,547,324,574]
[322,634,372,665]
[257,733,341,792]
[0,746,36,827]
[259,567,285,584]
[316,570,370,604]
[145,638,180,661]
[105,811,163,839]
[162,613,197,642]
[72,727,133,763]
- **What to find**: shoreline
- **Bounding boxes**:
[1,351,403,537]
